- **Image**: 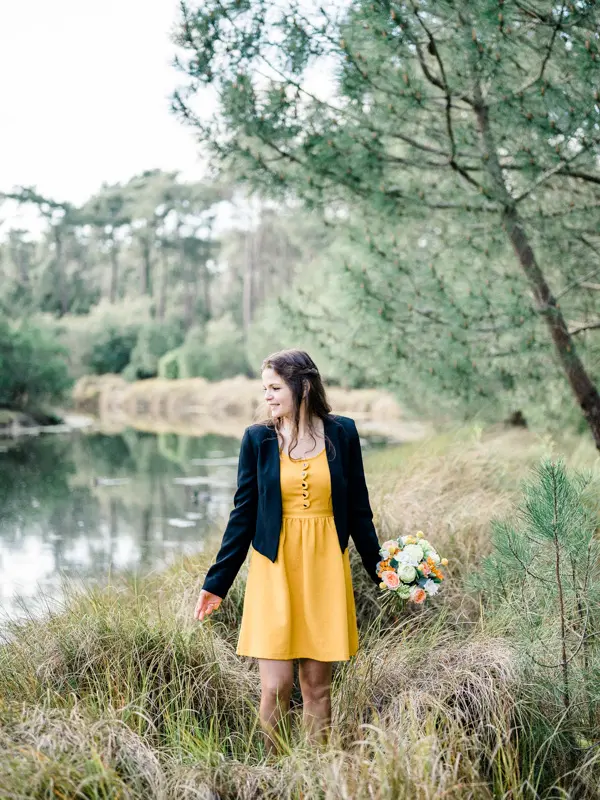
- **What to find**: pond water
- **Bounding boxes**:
[0,427,388,623]
[0,429,242,622]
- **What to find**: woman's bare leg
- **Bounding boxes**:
[298,658,333,745]
[257,658,294,755]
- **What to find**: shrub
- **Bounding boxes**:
[159,315,249,381]
[39,298,153,379]
[158,348,181,380]
[124,321,184,380]
[86,326,138,375]
[0,320,71,409]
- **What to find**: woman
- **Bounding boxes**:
[194,349,381,753]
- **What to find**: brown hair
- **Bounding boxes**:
[256,349,334,460]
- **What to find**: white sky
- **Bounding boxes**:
[0,0,206,208]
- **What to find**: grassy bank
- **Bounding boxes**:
[1,424,599,798]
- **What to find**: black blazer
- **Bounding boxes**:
[201,413,382,599]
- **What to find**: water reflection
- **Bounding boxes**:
[0,430,240,620]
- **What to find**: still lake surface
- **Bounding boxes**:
[0,427,387,622]
[0,428,242,622]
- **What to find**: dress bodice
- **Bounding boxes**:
[279,448,334,517]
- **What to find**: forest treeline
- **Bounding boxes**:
[2,1,600,441]
[0,171,334,416]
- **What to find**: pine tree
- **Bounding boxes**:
[173,1,600,439]
[473,458,600,742]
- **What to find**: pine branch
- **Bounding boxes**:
[514,141,600,203]
[555,257,600,300]
[488,1,567,105]
[568,320,600,336]
[557,168,600,187]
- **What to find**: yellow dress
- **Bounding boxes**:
[236,447,359,661]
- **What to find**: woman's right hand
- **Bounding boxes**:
[194,589,223,621]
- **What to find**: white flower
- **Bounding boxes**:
[379,548,390,561]
[428,551,441,564]
[423,579,440,596]
[397,564,417,583]
[397,544,424,566]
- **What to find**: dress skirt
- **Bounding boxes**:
[236,447,359,661]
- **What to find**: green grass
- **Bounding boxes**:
[1,423,600,798]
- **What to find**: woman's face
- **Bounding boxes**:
[262,367,295,421]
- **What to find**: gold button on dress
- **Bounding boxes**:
[236,447,359,661]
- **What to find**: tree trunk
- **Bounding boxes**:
[253,225,265,306]
[474,94,600,450]
[53,225,68,317]
[242,230,254,333]
[15,246,30,289]
[141,236,153,296]
[109,235,119,304]
[200,258,211,322]
[181,240,199,329]
[157,245,168,320]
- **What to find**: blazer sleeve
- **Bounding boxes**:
[201,426,258,599]
[347,419,381,586]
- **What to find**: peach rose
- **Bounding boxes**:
[382,571,400,590]
[410,586,427,604]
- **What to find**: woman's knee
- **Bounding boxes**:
[302,679,330,705]
[299,662,332,705]
[259,661,294,704]
[261,677,293,705]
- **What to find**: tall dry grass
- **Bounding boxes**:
[72,373,429,442]
[1,423,600,798]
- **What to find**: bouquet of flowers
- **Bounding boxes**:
[377,531,448,604]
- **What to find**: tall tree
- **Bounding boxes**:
[1,229,37,313]
[80,183,131,303]
[0,188,83,316]
[0,175,231,328]
[217,196,332,331]
[173,0,600,442]
[124,170,179,298]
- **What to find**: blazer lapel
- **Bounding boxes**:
[323,415,344,528]
[259,427,282,525]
